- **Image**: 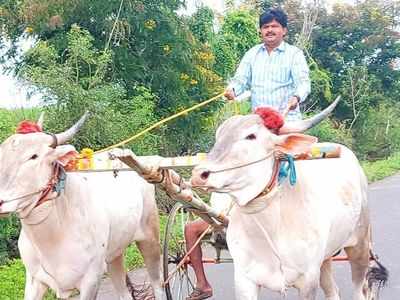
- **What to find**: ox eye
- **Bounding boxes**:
[245,133,257,140]
[30,154,38,160]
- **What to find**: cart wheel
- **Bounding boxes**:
[163,202,196,300]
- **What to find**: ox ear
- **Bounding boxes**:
[274,133,317,156]
[50,145,79,166]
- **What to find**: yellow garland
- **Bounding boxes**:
[78,148,94,170]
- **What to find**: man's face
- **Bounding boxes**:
[260,19,287,48]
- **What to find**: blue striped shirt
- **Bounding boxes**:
[229,41,310,121]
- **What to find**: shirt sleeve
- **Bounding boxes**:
[228,50,253,97]
[291,50,311,103]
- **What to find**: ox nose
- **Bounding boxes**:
[191,168,211,186]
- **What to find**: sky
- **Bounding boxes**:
[0,37,38,109]
[0,0,357,109]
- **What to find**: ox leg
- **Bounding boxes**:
[320,259,340,300]
[78,261,104,300]
[136,239,163,300]
[344,244,370,300]
[24,272,48,300]
[234,269,260,300]
[108,255,131,300]
[344,212,371,300]
[79,277,101,300]
[297,270,320,300]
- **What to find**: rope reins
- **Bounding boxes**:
[0,163,64,214]
[0,189,44,206]
[205,151,275,174]
[94,92,225,154]
[193,151,296,209]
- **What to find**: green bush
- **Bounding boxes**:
[306,117,353,148]
[362,152,400,182]
[353,102,400,160]
[0,216,20,265]
[0,108,40,142]
[0,109,16,142]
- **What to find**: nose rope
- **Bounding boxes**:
[0,163,63,212]
[207,151,275,174]
[0,189,45,205]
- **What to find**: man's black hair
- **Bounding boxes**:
[259,8,288,28]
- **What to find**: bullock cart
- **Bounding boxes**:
[105,147,354,300]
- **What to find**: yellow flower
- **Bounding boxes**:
[78,148,94,170]
[190,79,198,85]
[81,148,94,158]
[198,51,213,62]
[163,44,171,54]
[180,73,190,81]
[144,19,156,30]
[25,26,34,34]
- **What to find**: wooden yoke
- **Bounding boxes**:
[110,149,229,227]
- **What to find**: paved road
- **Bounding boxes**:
[97,174,400,299]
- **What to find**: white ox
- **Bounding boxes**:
[191,99,387,300]
[0,114,163,300]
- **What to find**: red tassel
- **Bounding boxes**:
[16,121,42,134]
[255,107,284,131]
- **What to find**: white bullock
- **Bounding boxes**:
[190,100,387,300]
[0,114,163,300]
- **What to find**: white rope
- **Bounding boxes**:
[250,214,288,296]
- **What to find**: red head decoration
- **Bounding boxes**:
[255,107,284,133]
[16,121,42,134]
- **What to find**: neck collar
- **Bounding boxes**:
[236,158,281,214]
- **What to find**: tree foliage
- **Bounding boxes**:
[1,0,224,154]
[212,9,259,78]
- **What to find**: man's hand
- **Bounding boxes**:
[288,96,300,110]
[224,88,235,101]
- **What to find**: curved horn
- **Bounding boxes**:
[37,112,45,129]
[55,111,90,145]
[279,96,341,134]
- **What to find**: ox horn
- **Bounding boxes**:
[37,112,45,129]
[54,111,90,146]
[279,96,341,134]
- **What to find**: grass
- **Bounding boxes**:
[1,153,400,298]
[0,260,26,300]
[362,152,400,182]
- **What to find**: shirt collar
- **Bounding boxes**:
[276,41,286,52]
[260,41,286,53]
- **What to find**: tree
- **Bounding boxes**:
[0,0,223,154]
[212,9,259,79]
[188,6,215,44]
[19,25,161,152]
[311,1,400,98]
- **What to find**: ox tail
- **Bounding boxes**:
[366,251,389,298]
[126,274,155,300]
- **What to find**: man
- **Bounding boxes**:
[184,8,311,300]
[225,8,310,120]
[184,193,231,300]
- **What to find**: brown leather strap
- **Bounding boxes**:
[256,159,281,198]
[34,163,61,208]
